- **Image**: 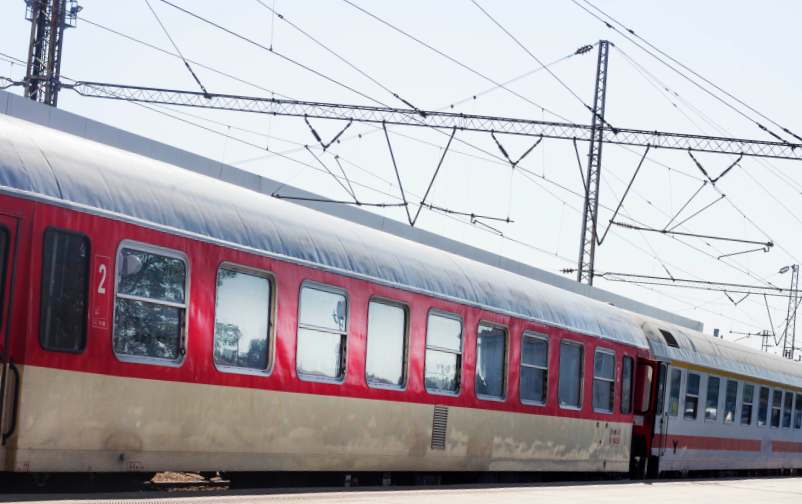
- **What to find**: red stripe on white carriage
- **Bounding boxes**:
[655,434,761,452]
[772,441,802,453]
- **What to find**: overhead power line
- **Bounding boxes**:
[572,0,800,144]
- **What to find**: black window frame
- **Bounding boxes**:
[723,379,738,424]
[704,375,721,422]
[684,372,701,420]
[39,227,91,354]
[620,356,635,415]
[740,383,755,425]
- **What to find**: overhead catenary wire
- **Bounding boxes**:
[143,0,210,97]
[571,0,798,144]
[470,0,617,132]
[579,0,802,144]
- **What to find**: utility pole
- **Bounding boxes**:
[780,264,799,359]
[577,40,611,285]
[24,0,80,106]
[761,330,771,353]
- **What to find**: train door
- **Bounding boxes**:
[0,214,20,463]
[630,358,662,478]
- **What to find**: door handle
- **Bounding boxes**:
[2,361,20,444]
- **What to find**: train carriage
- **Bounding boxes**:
[0,109,799,482]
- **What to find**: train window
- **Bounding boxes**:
[757,387,770,426]
[782,391,794,429]
[741,384,755,425]
[425,311,463,394]
[592,349,615,413]
[113,245,187,362]
[659,329,679,348]
[794,394,802,430]
[683,373,700,420]
[705,376,721,421]
[213,265,272,372]
[654,364,667,415]
[39,229,90,353]
[723,380,738,423]
[558,341,584,409]
[296,284,348,381]
[621,356,634,414]
[520,332,549,405]
[475,323,507,400]
[771,389,783,428]
[365,299,407,388]
[668,368,682,416]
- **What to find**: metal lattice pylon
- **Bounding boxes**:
[577,41,611,285]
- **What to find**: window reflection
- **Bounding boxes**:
[296,285,348,380]
[113,246,187,361]
[214,267,271,370]
[425,312,462,393]
[366,301,406,387]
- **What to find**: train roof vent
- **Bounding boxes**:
[659,329,680,348]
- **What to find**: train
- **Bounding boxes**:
[0,110,801,486]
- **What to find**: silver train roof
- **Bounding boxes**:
[0,112,653,348]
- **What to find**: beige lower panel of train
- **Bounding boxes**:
[3,365,630,473]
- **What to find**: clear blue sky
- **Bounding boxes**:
[2,1,801,355]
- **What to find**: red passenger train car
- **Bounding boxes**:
[0,112,800,484]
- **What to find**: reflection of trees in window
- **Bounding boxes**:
[213,267,271,371]
[113,246,186,360]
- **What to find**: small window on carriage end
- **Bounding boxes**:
[40,229,90,353]
[112,244,188,363]
[213,265,272,372]
[296,283,348,382]
[659,329,679,348]
[424,311,463,394]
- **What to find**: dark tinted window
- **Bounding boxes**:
[621,357,634,414]
[520,332,548,405]
[794,394,802,430]
[558,341,583,409]
[771,390,783,428]
[659,329,679,348]
[475,324,506,399]
[741,384,754,425]
[783,391,794,428]
[40,229,90,352]
[758,387,770,426]
[724,380,738,423]
[705,376,721,421]
[684,373,700,420]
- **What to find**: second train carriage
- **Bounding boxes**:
[0,111,799,480]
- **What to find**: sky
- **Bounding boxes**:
[2,0,802,357]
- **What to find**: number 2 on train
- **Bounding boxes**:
[91,255,112,330]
